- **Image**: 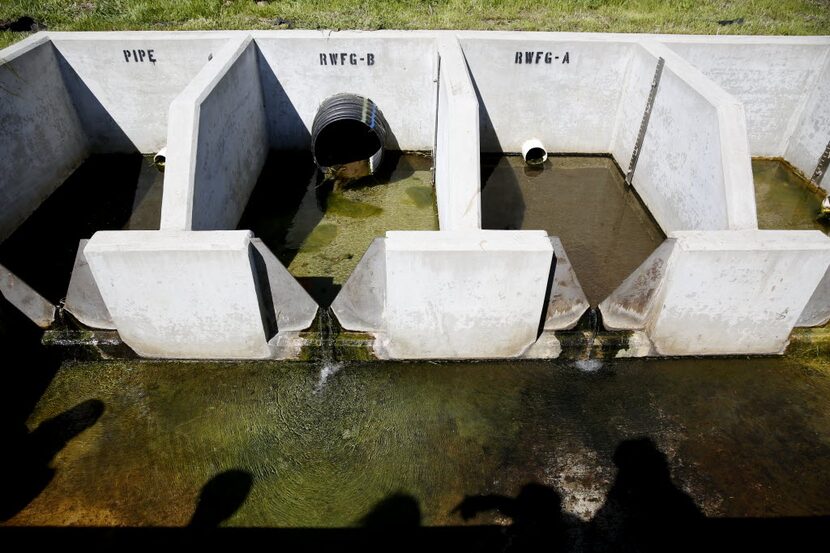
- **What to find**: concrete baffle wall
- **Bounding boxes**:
[84,230,316,359]
[600,231,830,355]
[160,36,268,231]
[0,35,88,243]
[434,36,481,230]
[611,42,757,233]
[785,51,830,188]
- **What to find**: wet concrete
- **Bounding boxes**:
[0,154,163,304]
[752,159,830,233]
[481,155,665,306]
[2,353,830,533]
[239,151,438,307]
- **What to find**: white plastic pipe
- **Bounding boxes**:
[521,139,547,166]
[153,146,167,170]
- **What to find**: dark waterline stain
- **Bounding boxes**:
[480,155,665,306]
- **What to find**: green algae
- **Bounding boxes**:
[299,224,338,252]
[7,355,830,528]
[752,158,830,233]
[239,152,438,306]
[405,185,435,208]
[325,194,383,218]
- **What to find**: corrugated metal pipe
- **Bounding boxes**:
[311,93,389,176]
[521,139,548,166]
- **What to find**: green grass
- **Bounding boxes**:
[1,0,829,49]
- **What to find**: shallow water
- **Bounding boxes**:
[4,353,830,529]
[239,152,438,306]
[752,159,829,233]
[0,154,163,303]
[481,155,665,306]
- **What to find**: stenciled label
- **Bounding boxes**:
[514,51,570,65]
[319,52,375,66]
[123,49,157,63]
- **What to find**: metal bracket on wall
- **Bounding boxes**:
[810,139,830,187]
[626,56,665,187]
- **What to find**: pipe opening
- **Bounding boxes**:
[525,147,547,165]
[521,139,548,166]
[313,119,382,167]
[153,147,167,172]
[311,94,389,177]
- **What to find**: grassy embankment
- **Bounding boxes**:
[1,0,829,49]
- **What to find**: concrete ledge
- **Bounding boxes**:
[797,266,830,328]
[0,263,55,329]
[84,230,274,359]
[602,230,830,355]
[378,230,553,359]
[331,238,386,332]
[600,239,676,330]
[543,237,589,330]
[250,238,318,332]
[435,36,481,230]
[64,239,116,330]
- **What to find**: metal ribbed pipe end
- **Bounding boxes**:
[311,93,389,175]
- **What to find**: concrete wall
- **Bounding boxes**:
[612,42,756,233]
[85,230,276,359]
[663,38,830,159]
[0,35,89,243]
[380,230,553,359]
[435,37,481,230]
[459,34,634,153]
[785,51,830,188]
[253,31,438,151]
[601,231,830,355]
[49,31,237,153]
[160,36,268,231]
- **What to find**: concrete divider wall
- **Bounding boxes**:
[459,34,635,153]
[601,231,830,355]
[84,230,304,359]
[253,31,438,150]
[48,31,239,153]
[662,38,830,159]
[614,43,757,233]
[434,37,481,230]
[0,35,89,243]
[160,36,268,231]
[785,51,830,188]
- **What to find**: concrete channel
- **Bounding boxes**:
[1,30,829,360]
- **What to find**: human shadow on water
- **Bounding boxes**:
[0,398,104,521]
[188,470,254,528]
[585,437,704,553]
[360,492,422,528]
[453,482,581,552]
